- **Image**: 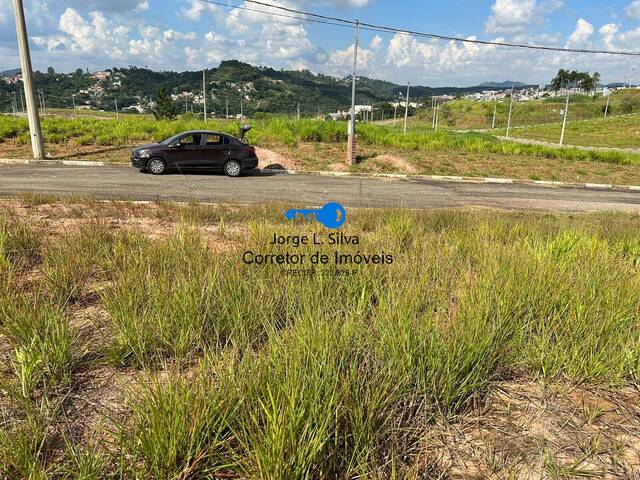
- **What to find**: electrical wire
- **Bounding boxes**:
[200,0,640,56]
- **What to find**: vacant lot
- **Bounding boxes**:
[410,89,640,131]
[494,114,640,149]
[3,114,640,185]
[2,196,640,478]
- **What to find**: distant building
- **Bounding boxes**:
[91,71,111,81]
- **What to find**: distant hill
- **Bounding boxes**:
[0,68,20,77]
[478,81,528,88]
[0,61,539,114]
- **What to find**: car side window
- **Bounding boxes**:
[179,134,200,146]
[205,134,222,146]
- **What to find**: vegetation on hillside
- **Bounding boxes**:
[0,60,530,116]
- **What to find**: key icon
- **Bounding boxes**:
[285,202,346,229]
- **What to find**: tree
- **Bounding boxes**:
[47,66,55,76]
[551,69,600,94]
[152,87,178,119]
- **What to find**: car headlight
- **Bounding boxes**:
[138,149,151,158]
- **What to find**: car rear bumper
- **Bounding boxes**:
[243,157,259,169]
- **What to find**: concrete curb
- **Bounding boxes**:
[0,158,124,167]
[2,157,639,193]
[260,168,640,192]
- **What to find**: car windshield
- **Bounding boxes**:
[160,133,184,145]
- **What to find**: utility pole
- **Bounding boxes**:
[604,93,610,118]
[559,83,570,146]
[297,103,300,120]
[226,98,229,118]
[403,82,410,134]
[347,20,359,166]
[202,69,207,122]
[71,94,77,118]
[434,102,439,132]
[19,87,25,112]
[114,98,119,120]
[393,104,398,126]
[12,0,45,158]
[432,99,437,128]
[492,97,497,129]
[39,89,46,116]
[506,85,514,139]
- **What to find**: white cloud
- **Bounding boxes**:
[485,0,563,35]
[134,0,149,12]
[485,0,537,34]
[180,0,220,20]
[326,43,375,75]
[599,23,618,49]
[369,35,382,50]
[566,18,594,47]
[163,29,196,41]
[626,0,640,20]
[0,0,9,25]
[61,0,150,13]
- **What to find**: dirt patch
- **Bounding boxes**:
[1,199,248,252]
[255,146,298,170]
[422,381,640,479]
[328,162,349,172]
[363,154,418,174]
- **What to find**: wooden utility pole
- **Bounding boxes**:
[12,0,44,158]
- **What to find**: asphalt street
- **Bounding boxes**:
[1,164,639,213]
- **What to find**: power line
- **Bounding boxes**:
[201,0,640,57]
[200,0,354,29]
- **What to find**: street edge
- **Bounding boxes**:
[1,157,639,192]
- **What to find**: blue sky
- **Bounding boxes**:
[1,0,639,86]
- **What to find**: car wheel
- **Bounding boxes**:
[148,158,166,175]
[224,160,242,177]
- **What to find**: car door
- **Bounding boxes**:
[199,133,230,170]
[171,133,202,169]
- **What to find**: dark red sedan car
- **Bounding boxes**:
[131,128,258,177]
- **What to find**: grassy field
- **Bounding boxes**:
[493,114,640,149]
[410,89,640,130]
[2,114,640,185]
[2,196,640,478]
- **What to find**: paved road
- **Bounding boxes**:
[1,164,639,212]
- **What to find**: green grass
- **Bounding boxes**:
[494,114,640,149]
[413,89,640,130]
[2,114,639,166]
[2,201,640,477]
